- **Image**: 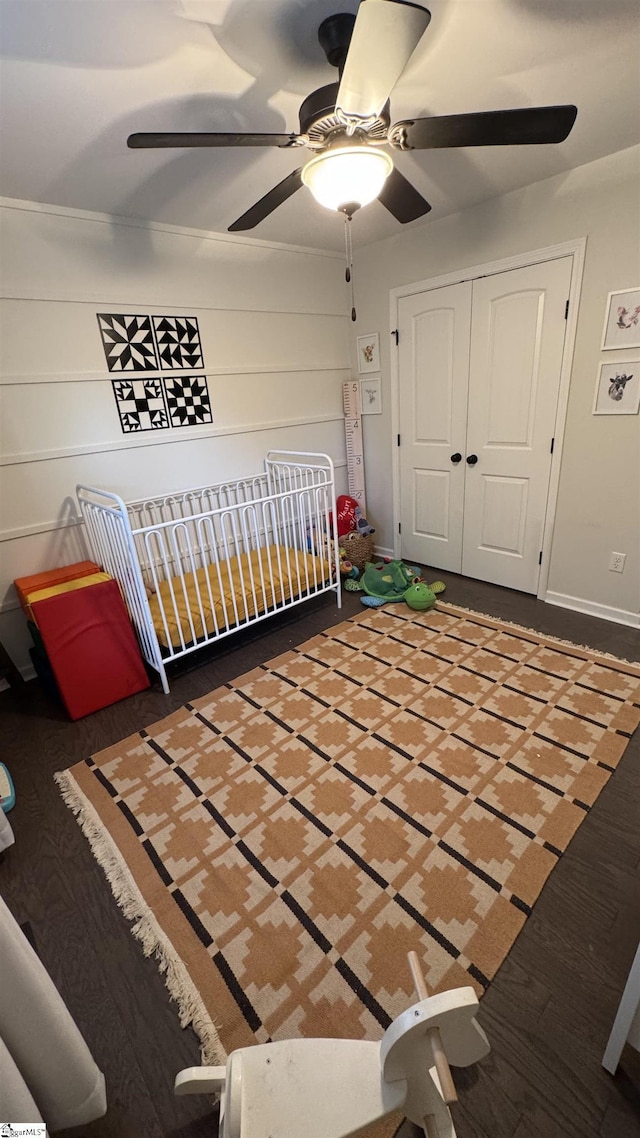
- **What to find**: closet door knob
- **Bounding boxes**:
[466,454,478,465]
[450,452,462,464]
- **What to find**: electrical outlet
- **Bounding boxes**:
[609,552,626,573]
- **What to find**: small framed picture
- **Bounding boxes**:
[357,332,380,374]
[593,360,640,415]
[361,376,382,414]
[601,288,640,350]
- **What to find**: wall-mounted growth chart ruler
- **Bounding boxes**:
[343,380,366,513]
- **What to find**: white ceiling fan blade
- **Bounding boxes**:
[336,0,431,129]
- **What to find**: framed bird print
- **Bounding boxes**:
[601,288,640,350]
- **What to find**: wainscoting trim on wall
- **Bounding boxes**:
[0,458,348,544]
[0,295,347,318]
[0,414,346,468]
[0,518,84,545]
[545,591,640,629]
[1,598,24,615]
[0,366,350,387]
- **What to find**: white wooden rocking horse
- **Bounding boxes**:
[175,951,490,1138]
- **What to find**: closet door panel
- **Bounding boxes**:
[462,257,572,593]
[398,282,471,570]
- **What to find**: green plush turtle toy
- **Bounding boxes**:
[344,558,445,610]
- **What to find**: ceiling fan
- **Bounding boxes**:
[127,0,578,233]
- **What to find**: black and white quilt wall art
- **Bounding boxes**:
[153,316,203,369]
[112,378,169,433]
[98,313,158,372]
[98,312,212,434]
[165,375,212,427]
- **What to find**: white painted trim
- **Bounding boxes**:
[0,366,350,387]
[537,239,587,599]
[389,237,588,589]
[0,196,343,261]
[545,590,639,629]
[0,293,347,317]
[0,598,21,615]
[388,239,589,303]
[0,518,85,544]
[20,664,37,682]
[373,545,394,559]
[0,458,348,543]
[0,413,346,468]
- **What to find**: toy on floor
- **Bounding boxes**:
[358,559,446,610]
[0,762,16,812]
[338,547,360,580]
[173,949,490,1138]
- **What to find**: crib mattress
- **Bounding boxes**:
[147,544,333,650]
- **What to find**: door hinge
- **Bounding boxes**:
[538,551,543,565]
[564,299,569,320]
[550,436,555,454]
[398,522,402,534]
[397,434,401,447]
[391,329,399,345]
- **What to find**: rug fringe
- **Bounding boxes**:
[54,768,226,1069]
[436,601,639,670]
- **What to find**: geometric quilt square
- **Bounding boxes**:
[112,378,168,433]
[98,313,158,371]
[163,375,212,427]
[153,316,203,369]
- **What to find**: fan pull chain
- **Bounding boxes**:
[344,214,356,321]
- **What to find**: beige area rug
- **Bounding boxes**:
[57,603,640,1087]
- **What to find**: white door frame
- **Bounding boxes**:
[389,237,587,601]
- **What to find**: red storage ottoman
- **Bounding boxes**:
[31,579,150,719]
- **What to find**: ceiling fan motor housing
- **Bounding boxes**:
[299,83,390,147]
[317,13,356,73]
[303,12,390,148]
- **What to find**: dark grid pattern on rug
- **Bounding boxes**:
[61,603,640,1058]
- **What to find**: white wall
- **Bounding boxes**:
[352,146,640,623]
[0,199,349,674]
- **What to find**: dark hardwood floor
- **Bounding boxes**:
[1,574,639,1138]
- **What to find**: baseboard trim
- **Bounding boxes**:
[373,545,394,559]
[545,591,639,629]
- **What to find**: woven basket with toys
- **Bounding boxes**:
[341,531,374,573]
[334,494,376,576]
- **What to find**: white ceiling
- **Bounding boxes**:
[0,0,639,252]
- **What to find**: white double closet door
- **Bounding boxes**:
[398,256,572,594]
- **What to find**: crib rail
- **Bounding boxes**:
[77,486,167,684]
[126,473,271,531]
[77,452,340,693]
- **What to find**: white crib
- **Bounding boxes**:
[77,451,341,694]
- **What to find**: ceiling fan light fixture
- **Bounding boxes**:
[301,146,393,213]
